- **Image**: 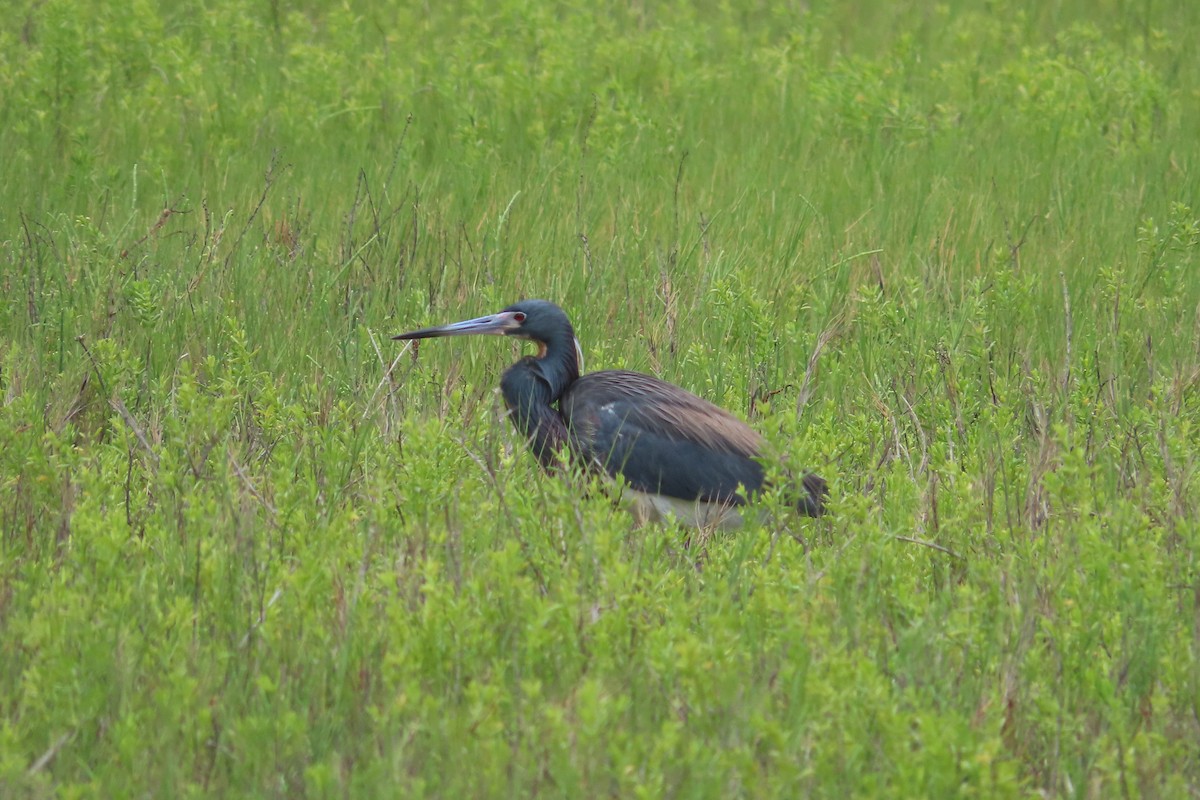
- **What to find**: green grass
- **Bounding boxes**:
[3,0,1200,796]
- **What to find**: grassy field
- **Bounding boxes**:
[3,0,1200,795]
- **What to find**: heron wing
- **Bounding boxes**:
[562,370,765,504]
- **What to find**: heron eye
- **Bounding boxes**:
[513,312,527,323]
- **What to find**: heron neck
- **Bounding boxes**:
[536,338,580,401]
[499,360,572,470]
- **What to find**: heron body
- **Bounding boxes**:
[395,300,826,527]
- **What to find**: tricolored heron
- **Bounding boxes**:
[394,300,827,528]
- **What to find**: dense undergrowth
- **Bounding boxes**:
[2,0,1199,796]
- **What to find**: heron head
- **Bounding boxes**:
[393,299,584,371]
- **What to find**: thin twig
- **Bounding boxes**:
[1061,271,1073,393]
[110,398,161,472]
[240,587,284,647]
[809,531,858,584]
[76,336,110,394]
[28,731,72,775]
[120,201,188,258]
[796,315,842,417]
[361,330,409,428]
[223,150,286,272]
[230,456,277,519]
[894,535,963,559]
[898,390,929,476]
